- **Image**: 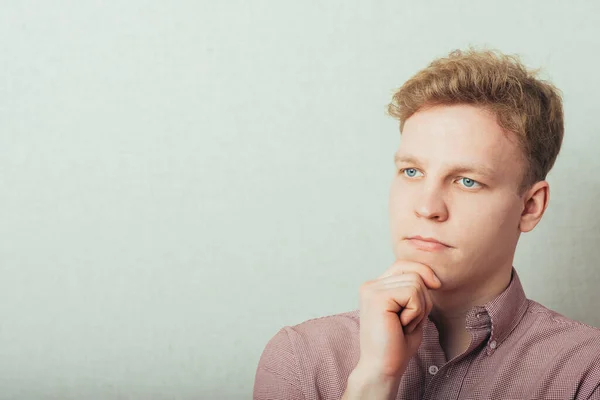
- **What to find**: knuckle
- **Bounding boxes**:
[400,270,423,283]
[408,284,421,297]
[409,286,425,308]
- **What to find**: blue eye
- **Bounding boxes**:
[402,168,422,178]
[400,168,481,189]
[459,177,480,188]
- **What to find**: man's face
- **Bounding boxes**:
[389,104,526,291]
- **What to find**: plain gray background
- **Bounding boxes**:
[1,1,599,399]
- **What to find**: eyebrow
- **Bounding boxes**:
[394,154,497,178]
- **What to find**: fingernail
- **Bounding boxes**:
[433,275,441,285]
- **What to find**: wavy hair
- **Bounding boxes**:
[387,47,564,194]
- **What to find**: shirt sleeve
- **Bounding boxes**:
[253,327,305,400]
[586,385,600,400]
[579,357,600,400]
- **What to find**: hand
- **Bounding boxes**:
[354,259,442,381]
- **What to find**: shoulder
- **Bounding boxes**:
[287,309,361,344]
[525,300,600,341]
[255,309,361,391]
[523,300,600,398]
[521,300,600,364]
[262,309,361,360]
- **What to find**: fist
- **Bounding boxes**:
[355,259,442,380]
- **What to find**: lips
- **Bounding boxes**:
[405,235,452,251]
[408,235,450,246]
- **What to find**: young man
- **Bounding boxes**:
[253,48,600,400]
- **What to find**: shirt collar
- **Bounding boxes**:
[465,266,529,348]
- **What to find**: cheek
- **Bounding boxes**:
[455,198,520,248]
[389,184,413,219]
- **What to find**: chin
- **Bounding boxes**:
[396,247,456,269]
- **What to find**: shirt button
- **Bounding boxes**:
[428,365,439,375]
[490,340,497,349]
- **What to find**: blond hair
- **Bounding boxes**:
[387,47,564,194]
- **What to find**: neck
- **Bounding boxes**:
[429,312,470,361]
[428,266,513,360]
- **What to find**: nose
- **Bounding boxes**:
[414,184,449,222]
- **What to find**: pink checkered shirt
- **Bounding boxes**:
[254,267,600,399]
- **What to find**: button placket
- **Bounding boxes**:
[484,338,497,356]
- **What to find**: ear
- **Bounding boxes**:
[519,180,550,233]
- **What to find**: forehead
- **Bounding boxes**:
[399,104,523,173]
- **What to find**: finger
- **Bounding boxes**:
[380,273,429,325]
[378,271,424,287]
[410,280,427,331]
[410,318,427,335]
[423,283,433,316]
[404,315,420,334]
[378,260,441,290]
[378,275,428,328]
[393,283,425,327]
[410,277,434,332]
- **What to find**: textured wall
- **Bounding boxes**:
[1,1,599,398]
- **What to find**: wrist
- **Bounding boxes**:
[343,364,402,400]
